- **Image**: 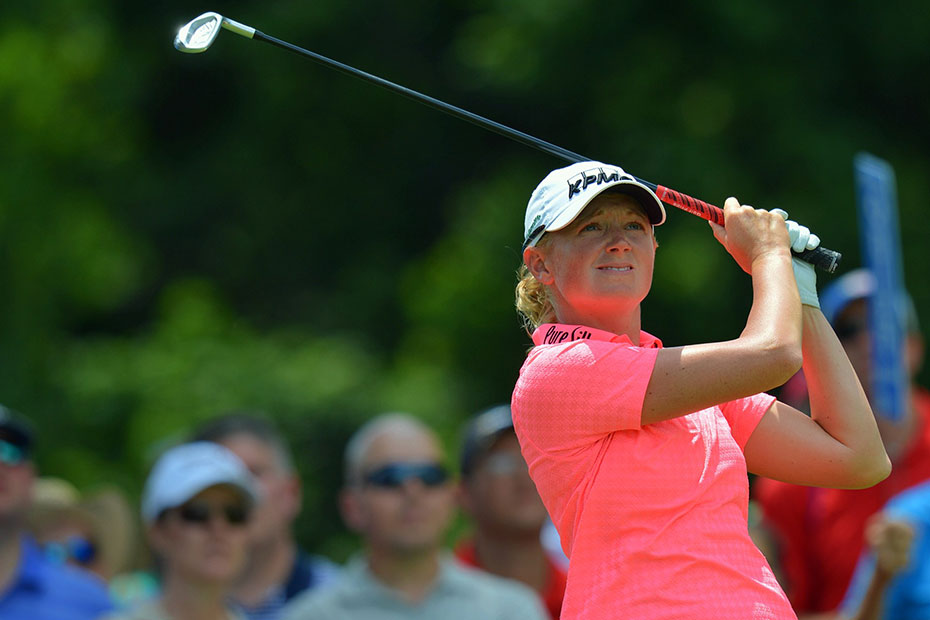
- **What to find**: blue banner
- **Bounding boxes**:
[853,152,907,421]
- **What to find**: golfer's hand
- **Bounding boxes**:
[709,197,791,274]
[770,209,821,307]
[769,208,821,253]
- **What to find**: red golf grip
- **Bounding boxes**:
[655,186,841,273]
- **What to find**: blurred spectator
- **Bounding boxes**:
[840,480,930,620]
[26,477,153,608]
[27,478,137,583]
[752,269,930,617]
[281,413,547,620]
[191,412,339,619]
[539,518,570,571]
[85,487,160,608]
[0,404,114,619]
[102,441,257,620]
[456,404,566,618]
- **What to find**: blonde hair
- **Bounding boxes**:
[515,259,555,334]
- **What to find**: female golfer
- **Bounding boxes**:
[511,161,891,619]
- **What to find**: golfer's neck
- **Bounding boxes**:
[555,305,642,344]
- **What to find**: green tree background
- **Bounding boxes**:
[2,0,929,559]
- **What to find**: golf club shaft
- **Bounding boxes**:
[229,21,841,272]
[254,31,590,163]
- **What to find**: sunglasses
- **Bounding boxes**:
[44,535,97,566]
[835,318,869,341]
[175,501,250,527]
[363,462,449,489]
[0,439,27,466]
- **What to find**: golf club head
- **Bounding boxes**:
[175,12,223,53]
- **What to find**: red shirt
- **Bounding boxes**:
[753,387,930,613]
[512,324,793,620]
[454,539,566,620]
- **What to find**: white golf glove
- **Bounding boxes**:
[770,208,821,252]
[770,208,820,308]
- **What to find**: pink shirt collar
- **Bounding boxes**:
[531,323,662,348]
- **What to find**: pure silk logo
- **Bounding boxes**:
[541,325,592,344]
[566,167,626,199]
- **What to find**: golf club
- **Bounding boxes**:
[174,11,841,273]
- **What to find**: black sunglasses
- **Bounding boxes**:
[0,439,28,466]
[835,318,869,341]
[176,501,250,526]
[363,462,449,489]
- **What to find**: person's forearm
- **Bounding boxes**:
[802,308,890,487]
[848,569,894,620]
[642,252,802,424]
[742,251,803,371]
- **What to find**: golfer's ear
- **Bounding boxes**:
[524,246,554,285]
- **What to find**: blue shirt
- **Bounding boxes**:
[0,535,114,620]
[842,480,930,619]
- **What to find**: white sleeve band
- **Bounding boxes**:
[792,258,819,308]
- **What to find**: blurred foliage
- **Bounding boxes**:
[2,0,929,559]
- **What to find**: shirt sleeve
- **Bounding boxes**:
[513,339,659,451]
[719,392,777,449]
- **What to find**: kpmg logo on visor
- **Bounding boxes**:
[566,167,628,199]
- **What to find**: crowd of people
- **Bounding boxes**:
[0,403,559,620]
[1,161,927,620]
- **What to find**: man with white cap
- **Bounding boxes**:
[103,441,258,620]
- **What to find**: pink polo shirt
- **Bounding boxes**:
[511,324,795,620]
